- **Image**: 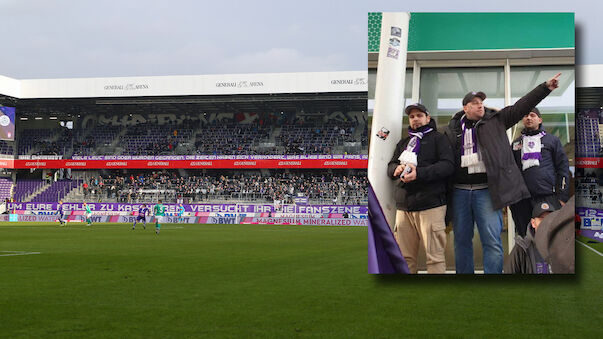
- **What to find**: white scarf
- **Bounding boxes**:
[521,131,546,170]
[460,116,486,174]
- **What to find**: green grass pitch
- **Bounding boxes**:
[1,222,602,338]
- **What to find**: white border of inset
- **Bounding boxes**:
[577,64,603,87]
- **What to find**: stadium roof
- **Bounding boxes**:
[14,91,367,119]
[0,71,367,99]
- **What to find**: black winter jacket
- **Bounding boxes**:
[505,225,549,274]
[512,128,570,202]
[387,119,455,211]
[444,82,553,211]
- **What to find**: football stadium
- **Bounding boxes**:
[1,9,602,338]
[0,71,368,223]
[0,71,376,336]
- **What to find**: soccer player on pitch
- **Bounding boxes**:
[84,202,92,226]
[57,200,66,226]
[153,200,166,234]
[177,203,185,223]
[133,204,149,230]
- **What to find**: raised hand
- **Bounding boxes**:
[546,73,561,91]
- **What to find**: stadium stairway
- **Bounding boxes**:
[76,125,95,145]
[112,127,128,148]
[191,127,205,146]
[29,180,79,202]
[180,131,197,153]
[270,127,281,143]
[106,127,128,156]
[17,181,51,202]
[353,120,365,139]
[63,186,84,203]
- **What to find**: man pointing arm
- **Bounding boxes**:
[444,73,561,274]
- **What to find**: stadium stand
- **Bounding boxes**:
[18,128,58,155]
[72,124,122,156]
[0,140,13,155]
[278,121,356,154]
[57,170,368,205]
[193,123,271,155]
[0,177,13,201]
[29,179,80,202]
[13,179,45,202]
[576,170,603,209]
[120,123,194,156]
[577,109,602,157]
[16,111,366,157]
[6,87,368,206]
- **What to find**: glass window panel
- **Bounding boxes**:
[419,67,504,131]
[368,68,412,109]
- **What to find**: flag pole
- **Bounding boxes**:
[368,12,410,229]
[368,12,411,274]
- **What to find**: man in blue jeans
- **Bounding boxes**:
[444,73,561,274]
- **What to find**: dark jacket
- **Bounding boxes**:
[444,82,553,211]
[512,128,570,202]
[505,224,549,274]
[534,196,575,274]
[387,119,455,211]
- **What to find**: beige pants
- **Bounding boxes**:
[395,205,447,274]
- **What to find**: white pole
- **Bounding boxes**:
[565,112,570,144]
[368,12,410,229]
[504,58,516,252]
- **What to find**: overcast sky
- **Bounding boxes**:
[0,0,597,79]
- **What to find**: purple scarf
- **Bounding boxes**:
[398,125,433,165]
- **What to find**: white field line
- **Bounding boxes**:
[0,251,41,257]
[576,239,603,257]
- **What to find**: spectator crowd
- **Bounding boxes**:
[81,170,367,205]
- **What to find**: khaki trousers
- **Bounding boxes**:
[395,205,447,274]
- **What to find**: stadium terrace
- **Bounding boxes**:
[0,71,368,223]
[0,71,367,168]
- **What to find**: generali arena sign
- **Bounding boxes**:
[16,71,367,98]
[2,155,367,169]
[576,157,602,168]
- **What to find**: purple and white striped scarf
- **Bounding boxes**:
[398,125,433,165]
[521,130,546,170]
[460,115,486,174]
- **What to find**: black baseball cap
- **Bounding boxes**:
[528,107,541,117]
[462,91,487,106]
[532,201,557,218]
[404,103,429,115]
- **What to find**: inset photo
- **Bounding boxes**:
[368,12,575,274]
